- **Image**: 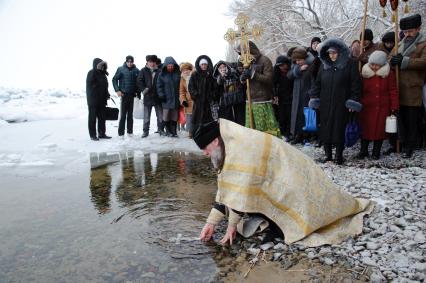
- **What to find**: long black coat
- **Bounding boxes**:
[137,66,161,106]
[287,53,316,136]
[86,58,110,107]
[188,55,219,133]
[309,38,361,144]
[156,57,181,110]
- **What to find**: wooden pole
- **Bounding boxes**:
[359,0,369,71]
[394,8,401,153]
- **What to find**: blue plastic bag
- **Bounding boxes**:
[303,107,317,132]
[345,120,360,147]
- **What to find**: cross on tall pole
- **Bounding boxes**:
[224,13,262,129]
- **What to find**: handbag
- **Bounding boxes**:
[105,98,119,121]
[133,97,144,119]
[345,114,360,147]
[385,115,397,133]
[178,106,186,125]
[302,107,317,132]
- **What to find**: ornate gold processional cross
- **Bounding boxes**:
[224,13,262,129]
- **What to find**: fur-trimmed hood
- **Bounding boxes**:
[194,55,214,74]
[319,38,351,70]
[361,63,391,79]
[213,60,233,78]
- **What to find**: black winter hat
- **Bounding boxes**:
[311,37,321,45]
[275,55,291,66]
[126,55,134,62]
[193,121,220,149]
[361,29,374,41]
[400,14,422,30]
[382,32,395,43]
[146,55,158,62]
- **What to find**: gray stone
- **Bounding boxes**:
[366,242,379,250]
[322,257,335,265]
[260,242,274,251]
[273,243,286,250]
[307,252,316,259]
[362,257,376,266]
[247,248,260,255]
[273,252,282,261]
[370,269,386,283]
[413,262,426,272]
[414,232,425,243]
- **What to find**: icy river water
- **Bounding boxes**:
[0,151,231,282]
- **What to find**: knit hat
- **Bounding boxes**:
[193,121,220,149]
[327,47,338,53]
[291,47,308,61]
[275,55,291,66]
[146,55,158,62]
[368,50,388,66]
[382,32,395,43]
[126,55,134,62]
[311,37,321,45]
[199,58,208,66]
[360,29,374,41]
[400,14,422,30]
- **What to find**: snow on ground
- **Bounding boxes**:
[0,87,200,168]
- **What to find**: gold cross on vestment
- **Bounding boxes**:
[224,13,262,68]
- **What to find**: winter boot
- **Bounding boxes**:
[141,131,149,138]
[402,147,413,159]
[164,121,172,137]
[170,121,178,138]
[321,143,333,163]
[356,139,369,159]
[335,144,345,165]
[372,140,383,160]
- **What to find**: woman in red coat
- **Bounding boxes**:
[358,50,399,159]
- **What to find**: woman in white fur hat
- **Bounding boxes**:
[358,50,399,160]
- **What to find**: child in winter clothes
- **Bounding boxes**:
[358,50,399,159]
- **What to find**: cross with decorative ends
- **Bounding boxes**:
[224,13,262,129]
[224,13,262,68]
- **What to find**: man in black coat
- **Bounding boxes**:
[189,55,219,135]
[112,55,140,136]
[137,55,164,137]
[273,55,293,139]
[86,58,111,141]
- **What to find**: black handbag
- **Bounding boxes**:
[105,98,119,120]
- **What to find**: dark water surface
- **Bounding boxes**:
[0,151,229,283]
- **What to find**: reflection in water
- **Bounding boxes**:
[89,153,113,214]
[88,151,220,264]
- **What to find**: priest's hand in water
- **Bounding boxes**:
[220,225,237,245]
[200,223,215,241]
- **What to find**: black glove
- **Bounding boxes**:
[136,93,141,99]
[182,100,189,107]
[240,69,252,82]
[390,54,403,67]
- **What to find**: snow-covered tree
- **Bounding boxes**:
[227,0,425,60]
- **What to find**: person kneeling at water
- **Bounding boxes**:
[194,119,373,247]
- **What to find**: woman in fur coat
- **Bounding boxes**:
[358,50,399,159]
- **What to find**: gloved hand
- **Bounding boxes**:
[390,54,403,67]
[182,100,189,107]
[240,68,252,82]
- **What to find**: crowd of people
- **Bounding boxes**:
[86,13,425,163]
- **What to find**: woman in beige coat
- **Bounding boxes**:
[179,62,194,138]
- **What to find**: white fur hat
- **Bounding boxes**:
[368,50,388,66]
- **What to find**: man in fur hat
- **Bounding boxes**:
[390,14,426,158]
[194,119,373,246]
[137,55,164,137]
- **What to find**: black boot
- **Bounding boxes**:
[403,148,413,158]
[170,121,178,138]
[372,140,383,160]
[322,143,332,163]
[164,121,172,137]
[141,131,149,138]
[335,144,345,165]
[356,139,369,159]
